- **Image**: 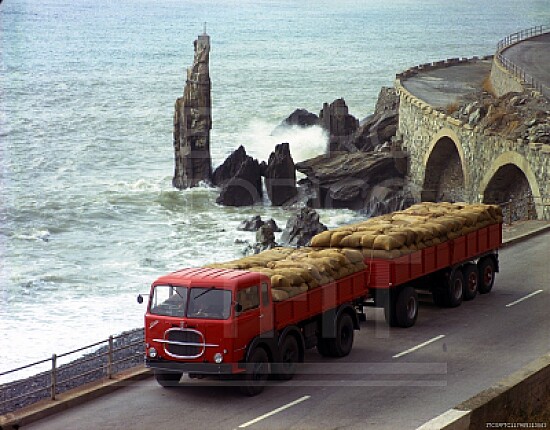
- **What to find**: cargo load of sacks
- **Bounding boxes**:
[205,247,365,302]
[310,202,503,259]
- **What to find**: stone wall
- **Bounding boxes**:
[489,57,524,97]
[395,57,550,220]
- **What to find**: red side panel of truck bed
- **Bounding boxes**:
[273,270,368,331]
[365,223,502,289]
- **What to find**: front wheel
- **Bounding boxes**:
[394,286,418,328]
[240,347,269,396]
[154,370,182,388]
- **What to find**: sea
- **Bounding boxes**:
[1,0,548,380]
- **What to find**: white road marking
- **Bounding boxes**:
[393,335,446,359]
[506,289,543,307]
[238,395,311,428]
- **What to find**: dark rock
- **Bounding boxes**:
[264,143,298,206]
[319,98,359,152]
[216,157,262,206]
[281,109,319,127]
[280,207,327,247]
[295,151,407,210]
[212,145,248,186]
[173,33,212,189]
[255,224,277,249]
[237,216,281,232]
[348,110,398,152]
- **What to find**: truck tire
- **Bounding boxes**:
[478,257,496,294]
[383,292,398,327]
[154,370,182,388]
[275,335,300,380]
[432,269,464,308]
[325,313,354,357]
[394,286,418,328]
[240,347,269,396]
[462,263,478,301]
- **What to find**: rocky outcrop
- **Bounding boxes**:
[295,151,407,210]
[281,109,319,127]
[238,215,281,232]
[264,143,298,206]
[212,145,248,186]
[319,98,359,152]
[173,33,213,189]
[280,207,327,247]
[216,157,262,206]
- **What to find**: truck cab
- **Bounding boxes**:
[144,268,273,387]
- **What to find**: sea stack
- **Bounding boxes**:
[172,31,213,189]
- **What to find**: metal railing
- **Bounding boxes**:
[0,328,144,415]
[496,25,550,97]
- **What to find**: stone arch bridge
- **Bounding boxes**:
[395,27,550,220]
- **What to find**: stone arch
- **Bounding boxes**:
[479,151,542,220]
[422,128,469,202]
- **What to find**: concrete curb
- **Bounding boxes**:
[501,222,550,248]
[0,367,152,430]
[417,353,550,430]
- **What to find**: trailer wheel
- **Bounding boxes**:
[432,270,463,308]
[325,313,354,357]
[154,370,182,388]
[394,286,418,328]
[275,335,300,380]
[478,257,496,294]
[462,264,478,301]
[240,347,269,397]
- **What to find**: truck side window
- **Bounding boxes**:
[261,282,269,306]
[236,286,259,315]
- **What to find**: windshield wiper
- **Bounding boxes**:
[193,286,216,300]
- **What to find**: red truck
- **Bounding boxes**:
[139,222,502,395]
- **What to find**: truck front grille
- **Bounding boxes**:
[154,328,218,360]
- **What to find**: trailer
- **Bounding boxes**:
[139,206,502,395]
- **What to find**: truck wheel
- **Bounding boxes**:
[154,370,182,388]
[462,264,478,301]
[478,257,496,294]
[275,335,300,380]
[383,292,398,327]
[240,347,269,396]
[327,313,354,357]
[446,269,464,307]
[394,286,418,328]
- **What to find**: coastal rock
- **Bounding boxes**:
[348,110,398,152]
[173,33,213,189]
[295,151,406,210]
[264,142,298,206]
[212,145,248,186]
[281,109,319,127]
[319,98,359,153]
[238,216,281,232]
[280,207,327,247]
[216,157,263,206]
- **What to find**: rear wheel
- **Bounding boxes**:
[478,257,496,294]
[329,313,354,357]
[240,347,269,397]
[154,371,182,388]
[462,264,478,301]
[432,269,464,308]
[275,335,300,380]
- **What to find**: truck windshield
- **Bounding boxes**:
[150,285,188,318]
[187,287,232,320]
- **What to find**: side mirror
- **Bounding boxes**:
[234,303,243,313]
[137,294,144,304]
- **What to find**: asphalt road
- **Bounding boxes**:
[400,60,492,108]
[28,233,550,430]
[502,33,550,98]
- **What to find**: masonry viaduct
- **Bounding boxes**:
[395,26,550,220]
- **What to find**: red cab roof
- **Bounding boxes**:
[153,267,268,288]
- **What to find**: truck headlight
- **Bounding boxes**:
[148,347,157,358]
[214,353,223,364]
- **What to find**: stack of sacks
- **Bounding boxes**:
[205,247,365,302]
[310,202,503,259]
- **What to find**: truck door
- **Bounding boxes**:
[234,285,262,352]
[259,282,274,337]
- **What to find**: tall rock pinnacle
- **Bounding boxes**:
[172,32,213,189]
